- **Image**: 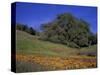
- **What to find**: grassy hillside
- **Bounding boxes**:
[16,30,77,57]
[16,30,97,72]
[16,30,97,57]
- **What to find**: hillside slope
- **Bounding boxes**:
[16,30,97,57]
[16,30,78,57]
[16,30,97,72]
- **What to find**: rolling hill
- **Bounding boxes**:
[16,30,97,72]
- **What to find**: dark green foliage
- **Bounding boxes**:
[29,27,36,35]
[88,33,97,45]
[16,23,36,35]
[40,13,97,48]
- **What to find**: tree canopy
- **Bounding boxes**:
[16,23,36,35]
[40,13,97,48]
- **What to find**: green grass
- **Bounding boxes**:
[78,45,97,56]
[16,30,97,57]
[16,30,97,72]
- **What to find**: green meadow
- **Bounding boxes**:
[16,30,97,72]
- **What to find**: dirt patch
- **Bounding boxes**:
[51,48,65,52]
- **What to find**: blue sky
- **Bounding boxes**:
[16,2,97,33]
